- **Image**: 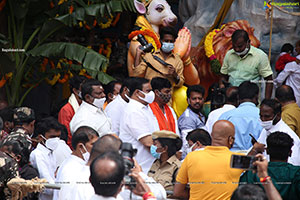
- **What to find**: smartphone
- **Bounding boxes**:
[230,154,257,170]
[249,133,257,145]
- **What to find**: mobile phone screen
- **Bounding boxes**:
[230,155,257,170]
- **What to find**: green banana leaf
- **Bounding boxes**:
[27,42,115,84]
[55,0,136,26]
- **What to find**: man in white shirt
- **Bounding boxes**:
[105,77,134,135]
[70,79,112,136]
[274,54,300,107]
[204,86,238,134]
[30,117,62,200]
[257,99,300,166]
[53,126,99,200]
[119,77,158,174]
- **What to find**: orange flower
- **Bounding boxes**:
[69,5,74,14]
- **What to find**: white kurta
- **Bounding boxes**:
[53,139,72,168]
[105,95,128,135]
[119,99,159,174]
[257,119,300,166]
[70,101,112,136]
[30,143,56,200]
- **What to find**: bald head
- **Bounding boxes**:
[88,134,122,164]
[211,120,235,148]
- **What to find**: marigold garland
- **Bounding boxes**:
[204,27,225,74]
[128,29,161,50]
[0,72,12,88]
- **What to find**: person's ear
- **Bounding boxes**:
[154,89,160,97]
[85,94,93,103]
[108,93,114,100]
[15,155,21,162]
[196,141,202,148]
[162,145,168,153]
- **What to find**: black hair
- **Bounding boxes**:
[72,126,99,150]
[231,30,250,44]
[226,86,239,104]
[103,80,121,97]
[187,85,205,98]
[159,26,177,40]
[151,77,172,91]
[81,79,102,101]
[275,85,296,103]
[261,99,281,115]
[238,81,259,100]
[59,124,68,143]
[127,77,149,97]
[280,43,294,53]
[267,131,294,161]
[69,75,87,92]
[120,77,134,94]
[186,129,212,146]
[90,151,125,197]
[157,137,182,157]
[2,140,30,168]
[35,117,62,137]
[231,184,267,200]
[0,106,14,122]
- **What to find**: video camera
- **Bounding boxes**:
[137,34,154,53]
[120,142,137,188]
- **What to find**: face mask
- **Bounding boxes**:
[158,91,171,104]
[125,94,130,100]
[235,47,249,56]
[80,144,90,163]
[138,90,155,104]
[78,91,82,99]
[187,143,196,154]
[150,145,161,159]
[260,114,277,131]
[93,97,106,108]
[41,135,59,151]
[161,42,174,53]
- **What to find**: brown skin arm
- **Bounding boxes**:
[219,74,229,88]
[139,135,153,149]
[173,182,189,199]
[134,45,145,68]
[264,75,273,99]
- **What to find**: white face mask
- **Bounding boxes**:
[260,114,277,131]
[187,143,196,154]
[235,47,249,56]
[161,42,174,53]
[41,135,60,151]
[93,97,106,108]
[138,90,155,104]
[78,91,82,99]
[80,144,90,163]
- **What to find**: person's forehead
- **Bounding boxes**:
[260,104,274,113]
[162,34,174,41]
[92,85,103,91]
[142,82,151,90]
[190,91,203,97]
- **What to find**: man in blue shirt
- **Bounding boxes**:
[219,81,262,151]
[178,85,206,158]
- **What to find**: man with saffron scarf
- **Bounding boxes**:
[149,77,179,135]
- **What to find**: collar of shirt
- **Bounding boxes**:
[238,102,256,108]
[222,104,236,109]
[36,142,52,155]
[187,106,205,119]
[204,146,230,152]
[129,99,149,109]
[282,102,299,111]
[117,94,128,104]
[155,49,176,59]
[267,119,284,134]
[82,100,104,114]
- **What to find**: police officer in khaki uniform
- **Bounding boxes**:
[148,130,182,192]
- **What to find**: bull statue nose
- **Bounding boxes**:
[168,17,178,26]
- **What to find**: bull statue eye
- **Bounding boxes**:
[155,4,164,12]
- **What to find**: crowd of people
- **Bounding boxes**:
[0,27,300,200]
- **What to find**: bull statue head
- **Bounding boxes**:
[134,0,177,33]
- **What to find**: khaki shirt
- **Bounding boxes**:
[147,154,181,191]
[134,50,185,88]
[282,103,300,137]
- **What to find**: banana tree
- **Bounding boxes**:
[0,0,136,106]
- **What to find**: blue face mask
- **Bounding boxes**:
[150,145,161,159]
[161,42,174,53]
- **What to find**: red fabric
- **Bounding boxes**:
[58,102,75,149]
[149,102,176,133]
[275,54,297,72]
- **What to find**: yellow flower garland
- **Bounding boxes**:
[204,28,220,59]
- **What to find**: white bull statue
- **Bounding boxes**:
[127,0,200,86]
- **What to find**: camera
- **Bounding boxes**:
[137,34,154,53]
[120,143,137,188]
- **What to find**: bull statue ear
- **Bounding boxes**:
[134,0,146,14]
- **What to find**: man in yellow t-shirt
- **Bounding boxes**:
[174,120,244,200]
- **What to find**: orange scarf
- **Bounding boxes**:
[149,102,176,133]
